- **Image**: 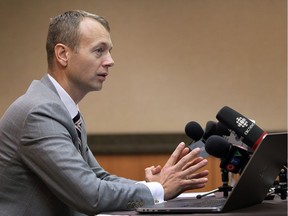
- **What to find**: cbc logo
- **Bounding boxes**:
[236,117,248,128]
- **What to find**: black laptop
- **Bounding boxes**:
[137,132,287,213]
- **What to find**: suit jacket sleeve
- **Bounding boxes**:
[86,148,136,183]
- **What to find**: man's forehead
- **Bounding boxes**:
[79,17,113,46]
[79,17,108,34]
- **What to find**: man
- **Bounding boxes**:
[0,10,209,215]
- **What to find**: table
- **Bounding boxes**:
[97,195,287,216]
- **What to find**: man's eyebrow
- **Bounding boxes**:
[92,42,113,50]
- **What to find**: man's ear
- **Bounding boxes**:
[54,43,70,67]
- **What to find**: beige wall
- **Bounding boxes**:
[0,0,286,134]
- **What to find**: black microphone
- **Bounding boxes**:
[216,106,267,150]
[205,135,252,174]
[185,121,204,141]
[202,121,230,141]
[184,121,208,157]
[185,121,229,157]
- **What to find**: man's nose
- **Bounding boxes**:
[104,53,115,67]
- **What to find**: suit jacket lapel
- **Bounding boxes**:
[79,114,88,162]
[40,74,86,159]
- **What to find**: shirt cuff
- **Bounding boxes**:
[137,181,164,204]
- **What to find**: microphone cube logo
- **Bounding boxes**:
[236,117,248,128]
[236,117,256,136]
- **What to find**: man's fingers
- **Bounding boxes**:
[151,165,162,175]
[183,158,208,176]
[174,147,201,170]
[182,156,204,170]
[164,142,186,167]
[186,170,209,180]
[179,147,190,160]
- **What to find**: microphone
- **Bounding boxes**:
[216,106,267,150]
[202,121,230,141]
[185,121,229,157]
[205,135,252,174]
[184,121,208,157]
[185,121,204,141]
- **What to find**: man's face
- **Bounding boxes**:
[66,18,114,96]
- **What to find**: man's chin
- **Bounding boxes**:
[91,84,103,92]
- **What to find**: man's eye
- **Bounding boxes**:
[95,48,103,54]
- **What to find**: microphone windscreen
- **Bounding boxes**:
[216,106,266,150]
[185,121,204,141]
[216,122,230,136]
[205,135,231,158]
[203,121,230,140]
[203,121,217,140]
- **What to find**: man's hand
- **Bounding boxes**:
[145,142,209,200]
[145,143,191,176]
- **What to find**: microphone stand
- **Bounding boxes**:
[197,168,233,199]
[270,164,287,200]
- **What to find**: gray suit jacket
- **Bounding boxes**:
[0,75,154,216]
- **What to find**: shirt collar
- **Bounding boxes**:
[47,74,79,119]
